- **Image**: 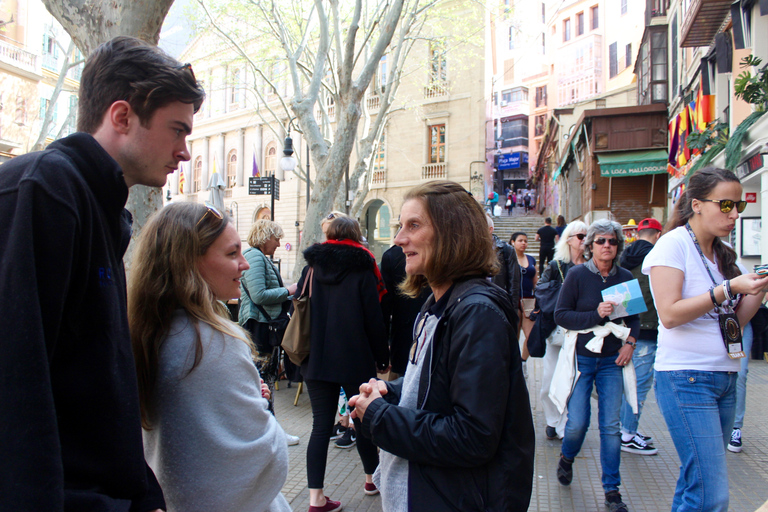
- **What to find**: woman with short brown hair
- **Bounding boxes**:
[351,180,535,511]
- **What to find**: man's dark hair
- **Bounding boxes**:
[78,36,206,133]
[545,217,552,224]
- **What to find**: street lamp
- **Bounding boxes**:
[272,134,297,222]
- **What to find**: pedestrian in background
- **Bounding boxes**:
[618,217,662,456]
[537,220,587,441]
[536,217,559,274]
[0,36,205,510]
[552,219,640,512]
[644,167,768,512]
[380,244,430,379]
[511,231,537,360]
[351,180,535,511]
[488,214,521,325]
[130,202,291,512]
[555,215,567,238]
[298,216,390,512]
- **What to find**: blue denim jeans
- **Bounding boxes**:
[655,370,737,512]
[620,338,657,436]
[734,322,753,429]
[562,354,624,493]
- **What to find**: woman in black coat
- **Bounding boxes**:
[297,217,390,512]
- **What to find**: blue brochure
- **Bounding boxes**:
[601,279,648,320]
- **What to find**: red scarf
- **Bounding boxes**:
[324,239,387,301]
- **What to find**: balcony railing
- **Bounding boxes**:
[371,169,386,184]
[645,0,669,25]
[680,0,731,48]
[0,39,40,75]
[422,162,446,179]
[424,81,449,99]
[367,95,381,112]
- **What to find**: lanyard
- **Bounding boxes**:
[685,223,738,310]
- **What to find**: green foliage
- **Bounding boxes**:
[686,121,728,153]
[734,55,768,111]
[725,110,766,170]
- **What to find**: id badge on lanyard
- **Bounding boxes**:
[718,305,745,359]
[686,223,745,359]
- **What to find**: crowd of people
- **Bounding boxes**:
[2,35,768,512]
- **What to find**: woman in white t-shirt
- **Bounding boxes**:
[643,168,767,512]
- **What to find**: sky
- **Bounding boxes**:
[159,0,196,59]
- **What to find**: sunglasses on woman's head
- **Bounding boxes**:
[327,213,336,220]
[594,237,618,246]
[196,202,223,227]
[570,233,586,240]
[697,198,747,214]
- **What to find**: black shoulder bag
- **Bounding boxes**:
[243,256,291,348]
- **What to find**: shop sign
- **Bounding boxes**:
[736,153,766,180]
[498,152,528,170]
[746,192,757,203]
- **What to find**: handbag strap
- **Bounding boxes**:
[299,267,314,298]
[555,260,564,282]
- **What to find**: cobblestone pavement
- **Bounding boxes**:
[273,359,768,512]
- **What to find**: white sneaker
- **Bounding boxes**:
[286,433,300,446]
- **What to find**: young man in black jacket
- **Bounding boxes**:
[618,217,662,456]
[0,37,204,511]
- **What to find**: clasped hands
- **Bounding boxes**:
[349,378,388,422]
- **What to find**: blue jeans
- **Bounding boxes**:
[562,354,624,493]
[655,370,737,512]
[734,322,753,429]
[620,338,657,436]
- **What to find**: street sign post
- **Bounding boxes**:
[248,176,280,220]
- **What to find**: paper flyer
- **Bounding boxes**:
[601,279,648,320]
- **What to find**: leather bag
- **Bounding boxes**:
[534,260,565,315]
[282,267,313,366]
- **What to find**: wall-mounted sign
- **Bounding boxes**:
[745,192,757,203]
[498,152,528,170]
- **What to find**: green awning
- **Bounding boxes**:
[597,149,668,177]
[553,140,576,181]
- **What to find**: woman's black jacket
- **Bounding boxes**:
[297,242,390,385]
[359,278,535,511]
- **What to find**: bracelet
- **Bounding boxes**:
[709,287,721,308]
[724,280,734,302]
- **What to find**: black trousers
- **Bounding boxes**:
[305,379,380,488]
[539,246,555,274]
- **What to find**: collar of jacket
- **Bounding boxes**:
[585,258,618,278]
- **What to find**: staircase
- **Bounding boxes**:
[491,211,547,257]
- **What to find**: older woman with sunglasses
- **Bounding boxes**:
[643,168,767,512]
[551,218,640,512]
[537,220,587,441]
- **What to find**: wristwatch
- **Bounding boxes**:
[625,340,636,349]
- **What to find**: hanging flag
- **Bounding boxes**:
[252,150,260,177]
[179,162,185,194]
[677,108,691,167]
[696,83,716,131]
[212,155,218,175]
[688,100,698,133]
[668,116,680,167]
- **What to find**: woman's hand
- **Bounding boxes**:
[729,273,768,296]
[287,283,298,296]
[597,301,617,318]
[615,340,635,367]
[260,379,270,400]
[349,378,388,421]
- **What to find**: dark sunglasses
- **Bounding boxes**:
[570,233,586,240]
[196,202,223,227]
[594,237,618,246]
[327,213,336,220]
[697,198,747,214]
[181,62,196,81]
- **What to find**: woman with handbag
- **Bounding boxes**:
[511,231,537,359]
[129,203,292,512]
[239,220,300,444]
[297,216,390,512]
[535,220,587,441]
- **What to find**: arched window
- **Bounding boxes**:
[193,156,202,193]
[264,143,277,177]
[226,149,237,188]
